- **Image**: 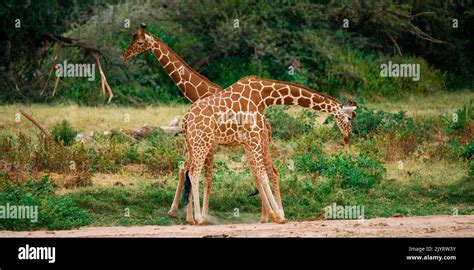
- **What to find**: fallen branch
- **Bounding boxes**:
[19,109,51,138]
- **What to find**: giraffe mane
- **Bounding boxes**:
[148,33,223,91]
[244,76,342,106]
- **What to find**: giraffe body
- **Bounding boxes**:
[182,76,356,224]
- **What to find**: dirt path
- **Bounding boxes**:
[1,215,473,238]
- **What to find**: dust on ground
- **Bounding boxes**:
[1,215,473,238]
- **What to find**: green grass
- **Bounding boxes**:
[50,161,473,228]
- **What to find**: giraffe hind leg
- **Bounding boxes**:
[167,164,187,218]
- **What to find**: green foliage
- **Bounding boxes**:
[0,132,91,186]
[441,100,474,135]
[447,140,474,161]
[0,176,91,230]
[265,106,316,140]
[1,1,472,104]
[50,120,78,146]
[294,149,386,189]
[142,129,185,174]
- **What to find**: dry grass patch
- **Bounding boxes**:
[385,158,468,186]
[0,104,189,137]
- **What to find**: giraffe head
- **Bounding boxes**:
[123,23,153,61]
[333,101,357,144]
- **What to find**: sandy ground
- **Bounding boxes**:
[1,215,473,238]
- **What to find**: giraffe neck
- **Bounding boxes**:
[257,78,342,115]
[148,34,221,102]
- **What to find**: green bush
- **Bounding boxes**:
[294,149,386,189]
[143,129,184,174]
[265,106,316,140]
[0,176,91,230]
[441,101,474,135]
[50,120,78,146]
[448,140,474,161]
[463,144,474,160]
[351,106,386,138]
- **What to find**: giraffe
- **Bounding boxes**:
[123,23,281,223]
[181,76,357,224]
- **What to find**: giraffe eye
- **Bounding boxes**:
[138,41,144,45]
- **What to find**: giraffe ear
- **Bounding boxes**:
[347,100,357,107]
[341,105,357,113]
[138,23,146,36]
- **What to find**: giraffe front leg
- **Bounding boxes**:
[260,204,268,223]
[201,150,215,225]
[264,153,286,223]
[168,164,187,218]
[244,144,285,224]
[189,172,203,225]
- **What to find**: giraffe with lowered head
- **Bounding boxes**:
[182,76,357,224]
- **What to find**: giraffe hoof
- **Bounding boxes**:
[197,220,208,226]
[186,218,196,225]
[259,218,268,223]
[276,218,288,224]
[167,210,177,218]
[195,217,204,225]
[268,212,277,221]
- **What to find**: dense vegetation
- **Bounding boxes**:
[1,0,473,105]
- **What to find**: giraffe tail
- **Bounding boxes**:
[182,170,191,205]
[248,188,259,197]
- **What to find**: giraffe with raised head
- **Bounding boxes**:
[182,76,357,224]
[123,23,282,223]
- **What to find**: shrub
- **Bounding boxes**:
[448,140,474,161]
[294,149,386,189]
[265,106,316,140]
[463,144,474,160]
[143,129,185,174]
[50,120,78,146]
[0,176,91,230]
[0,133,91,187]
[351,106,386,138]
[441,101,474,135]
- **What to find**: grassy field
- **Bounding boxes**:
[1,91,472,134]
[0,91,473,229]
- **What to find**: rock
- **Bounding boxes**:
[160,125,181,135]
[75,131,95,144]
[168,116,180,127]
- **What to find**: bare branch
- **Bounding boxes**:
[40,43,63,95]
[19,109,51,138]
